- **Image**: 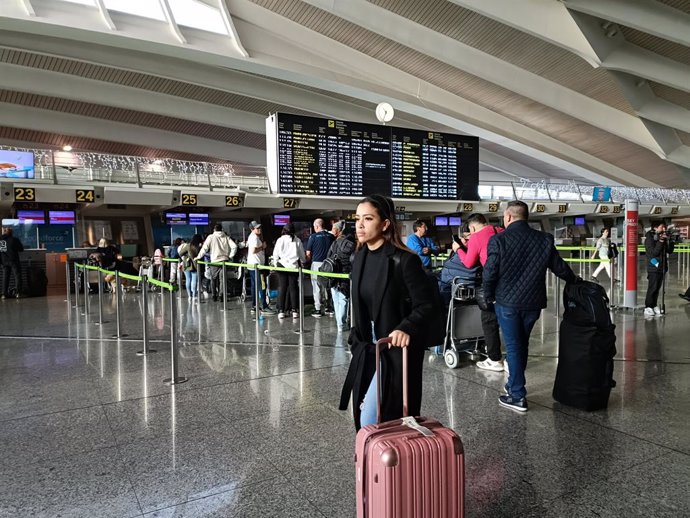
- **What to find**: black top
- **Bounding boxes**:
[0,234,24,265]
[359,244,386,322]
[483,220,575,310]
[644,230,674,273]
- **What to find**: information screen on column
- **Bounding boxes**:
[267,113,479,200]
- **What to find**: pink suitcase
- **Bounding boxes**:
[355,339,465,518]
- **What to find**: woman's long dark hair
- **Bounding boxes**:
[281,223,296,239]
[357,194,412,252]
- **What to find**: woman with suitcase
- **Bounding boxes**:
[339,194,437,430]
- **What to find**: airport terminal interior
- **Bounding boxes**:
[1,0,690,517]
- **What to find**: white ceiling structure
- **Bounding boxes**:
[0,0,689,186]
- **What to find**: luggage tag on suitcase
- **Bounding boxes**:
[400,416,434,437]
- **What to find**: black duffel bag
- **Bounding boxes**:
[553,319,616,411]
[562,279,612,328]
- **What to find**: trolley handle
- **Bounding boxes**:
[374,338,408,425]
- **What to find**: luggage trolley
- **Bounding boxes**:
[442,277,486,369]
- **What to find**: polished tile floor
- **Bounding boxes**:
[0,273,689,517]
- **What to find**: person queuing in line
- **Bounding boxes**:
[406,219,439,269]
[452,213,506,373]
[340,195,437,430]
[0,227,24,299]
[196,223,238,302]
[439,224,481,305]
[326,220,355,332]
[246,220,276,315]
[168,237,183,284]
[305,218,335,318]
[591,228,614,282]
[644,221,674,317]
[482,201,576,413]
[272,223,306,320]
[178,234,203,300]
[94,238,121,292]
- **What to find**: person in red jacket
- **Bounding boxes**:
[452,214,506,372]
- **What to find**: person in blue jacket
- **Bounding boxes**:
[406,219,439,269]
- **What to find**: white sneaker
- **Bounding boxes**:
[476,358,505,372]
[643,307,655,317]
[653,306,662,316]
[278,312,285,319]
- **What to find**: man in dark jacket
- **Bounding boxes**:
[0,227,24,299]
[644,222,674,317]
[326,220,355,331]
[483,201,576,413]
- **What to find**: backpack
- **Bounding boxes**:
[562,279,612,328]
[317,256,342,290]
[392,253,447,349]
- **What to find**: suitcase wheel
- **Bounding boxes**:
[444,349,460,369]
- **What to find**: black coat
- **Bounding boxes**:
[644,230,674,273]
[0,233,24,265]
[483,220,576,310]
[339,242,436,430]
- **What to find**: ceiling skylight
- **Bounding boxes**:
[57,0,97,6]
[168,0,228,35]
[103,0,166,22]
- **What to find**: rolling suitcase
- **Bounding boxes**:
[355,338,465,518]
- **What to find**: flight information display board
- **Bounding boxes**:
[266,113,478,200]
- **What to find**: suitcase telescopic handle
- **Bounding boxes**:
[375,338,408,425]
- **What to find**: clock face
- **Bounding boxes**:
[375,102,394,123]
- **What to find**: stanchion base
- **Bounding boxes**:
[112,334,129,338]
[292,329,311,334]
[163,377,188,385]
[136,349,158,356]
[94,321,108,326]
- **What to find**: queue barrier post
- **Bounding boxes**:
[64,260,72,308]
[163,285,188,385]
[555,276,561,318]
[297,266,305,338]
[96,268,104,325]
[136,275,157,356]
[196,260,202,304]
[222,263,228,312]
[609,259,616,308]
[178,261,184,299]
[254,266,261,333]
[74,263,80,312]
[112,270,128,338]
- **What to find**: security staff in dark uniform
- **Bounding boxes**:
[0,227,24,299]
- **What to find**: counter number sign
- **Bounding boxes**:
[462,203,473,212]
[225,195,242,208]
[613,205,622,214]
[283,197,298,209]
[535,204,546,213]
[181,194,197,206]
[558,204,568,213]
[488,202,499,213]
[75,189,95,203]
[14,187,36,202]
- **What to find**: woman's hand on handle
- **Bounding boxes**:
[387,330,410,348]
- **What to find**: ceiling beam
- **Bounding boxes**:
[302,0,659,153]
[564,0,690,48]
[0,103,266,164]
[158,0,186,44]
[447,0,600,66]
[613,71,690,134]
[18,0,35,17]
[568,10,690,94]
[0,62,266,134]
[94,0,116,31]
[218,0,249,57]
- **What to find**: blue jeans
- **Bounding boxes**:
[494,304,541,400]
[249,268,267,309]
[360,322,379,428]
[185,271,198,298]
[331,287,348,330]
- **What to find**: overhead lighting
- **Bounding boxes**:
[62,145,73,152]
